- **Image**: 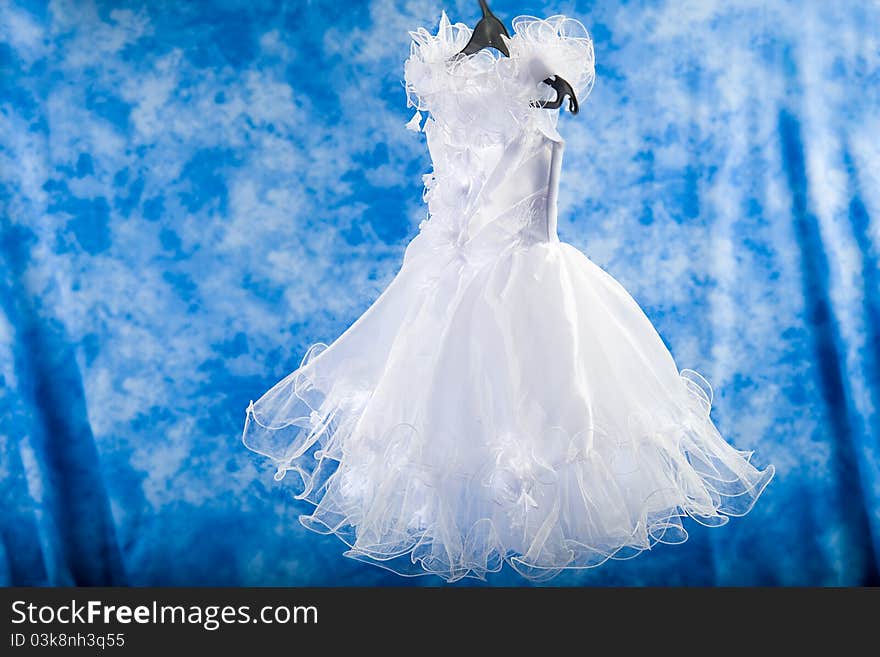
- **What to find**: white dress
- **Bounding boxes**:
[243,13,775,582]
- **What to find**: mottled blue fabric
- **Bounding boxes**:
[1,0,878,587]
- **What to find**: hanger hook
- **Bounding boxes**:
[458,0,511,57]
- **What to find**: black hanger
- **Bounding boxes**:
[455,0,579,115]
[458,0,511,57]
[532,76,579,114]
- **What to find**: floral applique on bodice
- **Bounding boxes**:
[403,13,595,252]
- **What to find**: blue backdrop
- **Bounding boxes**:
[1,0,878,586]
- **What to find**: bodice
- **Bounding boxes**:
[403,14,595,251]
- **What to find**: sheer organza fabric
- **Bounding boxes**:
[403,13,595,144]
[243,13,774,582]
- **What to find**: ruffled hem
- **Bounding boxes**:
[242,345,775,583]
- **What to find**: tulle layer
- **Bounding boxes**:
[403,13,595,145]
[243,240,775,582]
